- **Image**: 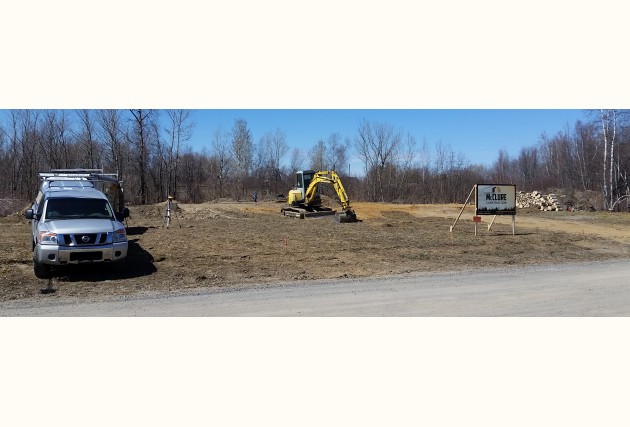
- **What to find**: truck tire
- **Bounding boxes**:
[33,259,52,279]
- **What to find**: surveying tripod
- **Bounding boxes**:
[163,196,181,228]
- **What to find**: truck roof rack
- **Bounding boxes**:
[39,169,120,183]
[47,180,96,189]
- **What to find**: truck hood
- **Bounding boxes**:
[44,219,122,234]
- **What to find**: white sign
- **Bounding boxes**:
[476,184,516,215]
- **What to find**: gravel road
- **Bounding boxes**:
[2,260,629,316]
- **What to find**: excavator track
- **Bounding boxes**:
[281,207,336,219]
[281,208,305,219]
[281,207,359,222]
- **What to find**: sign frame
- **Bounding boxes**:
[475,184,516,216]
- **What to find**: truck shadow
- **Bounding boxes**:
[50,239,156,282]
[126,225,156,236]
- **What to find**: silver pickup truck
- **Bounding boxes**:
[24,170,129,279]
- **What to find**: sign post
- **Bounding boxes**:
[472,215,482,236]
[450,185,476,233]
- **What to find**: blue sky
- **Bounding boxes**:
[186,109,589,170]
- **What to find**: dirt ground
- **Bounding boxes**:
[2,199,630,302]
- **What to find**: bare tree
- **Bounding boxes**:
[129,109,156,205]
[96,109,127,179]
[75,109,102,169]
[393,132,417,201]
[212,126,233,198]
[268,128,288,184]
[39,110,72,169]
[572,120,599,191]
[517,146,538,190]
[0,121,9,195]
[324,133,351,174]
[491,149,511,183]
[288,147,304,177]
[12,110,42,199]
[354,120,401,201]
[149,120,167,201]
[165,109,194,199]
[178,149,208,203]
[598,109,630,209]
[256,128,288,195]
[231,118,254,198]
[308,140,326,171]
[416,137,431,189]
[5,111,22,195]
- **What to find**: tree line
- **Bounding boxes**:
[1,109,628,210]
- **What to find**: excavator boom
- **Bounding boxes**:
[304,171,350,210]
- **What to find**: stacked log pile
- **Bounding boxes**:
[516,191,561,211]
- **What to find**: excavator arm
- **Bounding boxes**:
[304,171,352,210]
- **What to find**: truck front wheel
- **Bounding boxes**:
[33,258,52,279]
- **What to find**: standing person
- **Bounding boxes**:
[252,191,257,203]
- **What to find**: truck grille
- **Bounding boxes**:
[66,233,108,246]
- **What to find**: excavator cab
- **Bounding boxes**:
[289,170,321,207]
[301,171,312,190]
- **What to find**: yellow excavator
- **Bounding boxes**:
[281,170,359,222]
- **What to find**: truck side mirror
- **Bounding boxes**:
[24,209,36,220]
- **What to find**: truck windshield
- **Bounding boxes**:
[45,198,114,220]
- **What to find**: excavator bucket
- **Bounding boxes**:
[335,209,359,223]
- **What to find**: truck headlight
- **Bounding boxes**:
[39,231,60,245]
[113,228,127,243]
